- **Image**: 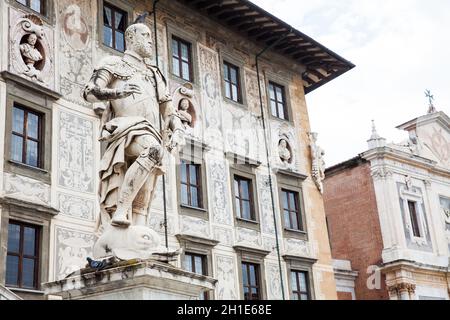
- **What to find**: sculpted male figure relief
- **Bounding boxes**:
[83,23,185,259]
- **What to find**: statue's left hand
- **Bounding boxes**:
[167,129,186,153]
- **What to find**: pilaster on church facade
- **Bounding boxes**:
[0,0,353,300]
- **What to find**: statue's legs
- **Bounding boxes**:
[132,173,158,226]
[112,134,164,227]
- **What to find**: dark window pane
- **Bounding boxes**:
[181,43,189,60]
[270,101,277,117]
[301,294,309,300]
[276,87,284,103]
[26,140,39,167]
[103,27,113,47]
[30,0,41,13]
[284,211,291,229]
[115,11,124,30]
[189,166,198,185]
[242,201,251,220]
[194,256,203,275]
[242,264,248,286]
[185,255,193,272]
[223,65,229,80]
[115,32,124,52]
[27,113,39,139]
[232,85,238,101]
[230,67,237,84]
[278,104,285,120]
[234,180,240,197]
[190,187,199,208]
[182,62,190,81]
[225,83,231,99]
[282,191,289,210]
[269,85,275,100]
[291,272,298,291]
[172,39,179,58]
[235,198,241,218]
[22,258,35,288]
[408,201,421,237]
[290,212,299,230]
[23,227,36,256]
[11,135,24,163]
[299,273,308,292]
[104,7,112,26]
[12,107,24,133]
[181,162,187,183]
[7,224,21,253]
[5,255,19,287]
[249,265,257,286]
[181,184,189,205]
[241,180,250,200]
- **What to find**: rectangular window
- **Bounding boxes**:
[172,36,193,81]
[408,201,421,238]
[242,262,261,300]
[11,104,43,169]
[291,271,310,300]
[234,176,255,221]
[180,160,202,209]
[269,82,288,120]
[6,221,40,290]
[282,189,303,231]
[223,62,242,103]
[16,0,45,14]
[185,253,208,300]
[103,2,127,52]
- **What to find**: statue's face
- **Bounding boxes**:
[127,24,153,58]
[180,99,189,110]
[280,140,287,148]
[28,34,38,46]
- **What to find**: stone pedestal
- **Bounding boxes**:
[43,260,217,300]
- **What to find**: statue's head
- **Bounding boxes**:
[27,33,38,46]
[125,23,153,58]
[179,98,190,111]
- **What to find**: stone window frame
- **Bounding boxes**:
[234,246,270,300]
[219,51,248,108]
[276,170,309,241]
[176,234,219,300]
[264,71,294,125]
[228,155,262,231]
[4,84,53,184]
[0,197,57,298]
[166,23,201,88]
[97,0,133,56]
[283,255,317,300]
[399,184,429,246]
[9,0,55,25]
[176,139,210,220]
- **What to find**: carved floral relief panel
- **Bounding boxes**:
[4,172,51,206]
[58,192,95,222]
[58,0,93,107]
[54,226,96,280]
[215,254,238,300]
[58,110,95,193]
[207,159,232,226]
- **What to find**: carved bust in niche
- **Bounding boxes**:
[20,33,43,66]
[173,83,197,130]
[279,139,292,164]
[178,98,193,128]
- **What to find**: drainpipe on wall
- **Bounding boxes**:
[255,30,292,301]
[150,0,169,250]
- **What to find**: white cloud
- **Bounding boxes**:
[252,0,450,166]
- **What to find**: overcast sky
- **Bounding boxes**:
[252,0,450,166]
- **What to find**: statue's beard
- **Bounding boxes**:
[132,42,153,59]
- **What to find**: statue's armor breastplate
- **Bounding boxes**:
[98,56,161,129]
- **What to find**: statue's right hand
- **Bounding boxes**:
[117,83,142,98]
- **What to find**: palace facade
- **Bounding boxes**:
[0,0,353,300]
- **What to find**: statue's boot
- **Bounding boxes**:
[112,156,158,227]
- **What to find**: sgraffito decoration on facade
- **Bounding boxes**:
[309,132,326,194]
[180,215,211,238]
[55,226,96,280]
[58,193,95,221]
[209,160,232,225]
[258,174,276,235]
[215,255,238,300]
[199,45,223,147]
[58,110,95,193]
[9,9,54,88]
[59,1,93,106]
[267,263,283,300]
[4,173,51,206]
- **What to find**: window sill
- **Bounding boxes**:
[9,160,48,175]
[223,97,247,109]
[8,287,45,295]
[169,74,197,87]
[236,218,261,231]
[284,228,308,240]
[180,205,209,220]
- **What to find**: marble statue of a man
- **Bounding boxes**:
[83,23,185,251]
